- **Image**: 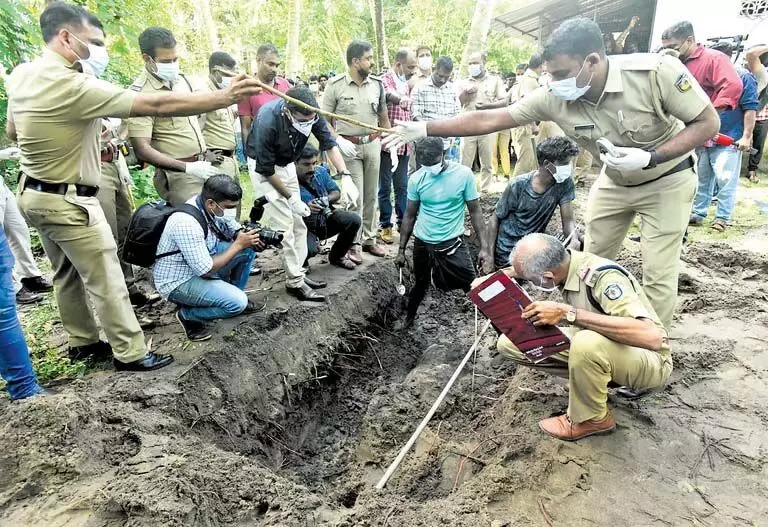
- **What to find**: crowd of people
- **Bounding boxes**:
[1,2,767,443]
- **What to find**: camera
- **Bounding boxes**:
[240,220,284,247]
[312,196,334,219]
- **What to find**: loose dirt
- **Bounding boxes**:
[1,174,767,526]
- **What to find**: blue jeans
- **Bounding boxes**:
[378,152,409,228]
[692,146,742,222]
[168,242,256,323]
[0,231,43,400]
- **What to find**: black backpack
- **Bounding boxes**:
[122,201,208,268]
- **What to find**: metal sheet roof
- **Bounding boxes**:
[491,0,658,49]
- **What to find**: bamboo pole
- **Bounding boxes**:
[375,319,493,490]
[215,67,399,135]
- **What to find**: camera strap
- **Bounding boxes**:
[298,178,323,200]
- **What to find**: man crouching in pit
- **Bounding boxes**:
[481,233,672,441]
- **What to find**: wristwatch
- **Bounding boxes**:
[565,306,577,325]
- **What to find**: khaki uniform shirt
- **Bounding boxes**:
[201,78,237,151]
[321,72,386,136]
[126,70,205,158]
[460,72,504,111]
[6,50,136,186]
[508,54,711,186]
[563,250,670,358]
[509,69,540,104]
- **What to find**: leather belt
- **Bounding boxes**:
[341,133,380,145]
[207,149,234,158]
[625,156,695,188]
[23,176,99,197]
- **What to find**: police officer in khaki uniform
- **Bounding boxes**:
[127,27,217,206]
[322,40,391,262]
[386,17,719,331]
[458,52,505,193]
[478,233,671,440]
[98,118,159,318]
[200,52,239,183]
[6,3,262,371]
[508,55,542,177]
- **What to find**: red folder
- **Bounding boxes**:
[468,271,570,363]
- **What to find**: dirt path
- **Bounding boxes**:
[1,175,768,526]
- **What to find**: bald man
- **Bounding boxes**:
[473,233,671,441]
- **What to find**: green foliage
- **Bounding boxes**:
[129,166,160,205]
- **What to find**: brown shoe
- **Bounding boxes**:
[539,411,616,441]
[347,246,363,265]
[363,243,386,257]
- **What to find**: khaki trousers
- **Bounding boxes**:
[0,179,42,293]
[492,129,512,178]
[584,168,697,330]
[256,164,308,288]
[213,156,241,218]
[510,127,536,177]
[18,188,146,362]
[154,167,204,207]
[98,157,138,295]
[342,140,381,246]
[536,121,565,143]
[573,150,594,184]
[462,134,494,193]
[497,327,673,423]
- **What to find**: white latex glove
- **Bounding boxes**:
[185,161,218,180]
[381,120,427,152]
[389,148,399,173]
[288,194,311,217]
[341,174,360,204]
[336,136,358,158]
[0,147,21,161]
[600,146,652,172]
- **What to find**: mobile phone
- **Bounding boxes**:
[596,138,619,157]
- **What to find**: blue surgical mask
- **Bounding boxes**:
[469,64,483,78]
[549,59,593,101]
[152,59,179,82]
[71,34,110,79]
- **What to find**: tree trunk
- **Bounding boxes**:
[459,0,497,78]
[285,0,303,78]
[369,0,390,71]
[196,0,220,51]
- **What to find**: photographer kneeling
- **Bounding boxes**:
[154,175,266,341]
[297,145,362,270]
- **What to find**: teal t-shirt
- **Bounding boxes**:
[407,161,479,244]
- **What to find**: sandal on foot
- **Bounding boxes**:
[711,220,727,232]
[748,173,760,184]
[330,257,357,270]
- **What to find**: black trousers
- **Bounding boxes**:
[749,119,768,172]
[408,237,476,320]
[305,210,362,262]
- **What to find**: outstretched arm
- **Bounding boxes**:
[428,107,520,137]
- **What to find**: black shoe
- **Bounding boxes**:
[615,386,653,400]
[689,214,704,226]
[250,263,262,276]
[68,340,113,361]
[130,291,161,308]
[242,300,266,315]
[286,284,326,302]
[304,276,327,289]
[629,234,641,243]
[16,286,44,305]
[176,311,212,342]
[114,352,175,371]
[137,315,157,330]
[21,276,53,293]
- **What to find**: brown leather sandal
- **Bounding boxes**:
[711,220,727,232]
[330,257,357,270]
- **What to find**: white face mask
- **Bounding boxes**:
[292,116,317,137]
[223,207,237,220]
[422,162,444,175]
[549,58,593,101]
[71,35,110,79]
[152,59,180,82]
[469,64,483,78]
[418,56,433,71]
[531,276,558,293]
[220,76,232,88]
[548,163,572,183]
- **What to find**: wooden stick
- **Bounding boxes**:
[215,67,399,135]
[375,319,492,490]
